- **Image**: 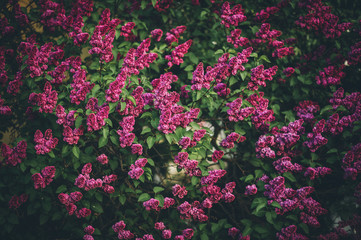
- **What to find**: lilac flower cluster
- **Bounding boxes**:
[247,92,275,131]
[165,26,186,45]
[6,71,23,95]
[191,47,252,91]
[228,227,250,240]
[226,29,249,48]
[177,201,208,222]
[172,184,188,198]
[226,98,255,122]
[58,191,85,217]
[83,225,95,240]
[89,9,121,62]
[70,69,94,105]
[48,56,81,84]
[296,0,353,38]
[211,150,224,162]
[8,194,28,209]
[128,158,147,179]
[86,98,109,132]
[220,1,247,28]
[29,82,58,113]
[32,166,56,189]
[244,184,257,196]
[272,156,303,174]
[63,126,84,145]
[220,132,246,149]
[276,225,308,240]
[34,129,58,155]
[282,67,295,77]
[75,163,117,193]
[106,41,158,102]
[315,65,345,87]
[255,23,282,41]
[56,105,77,127]
[120,22,136,41]
[342,143,361,180]
[348,41,361,65]
[303,119,328,152]
[178,129,206,149]
[151,29,163,42]
[117,116,136,148]
[174,152,201,177]
[304,167,332,180]
[165,39,192,68]
[294,100,320,123]
[96,154,109,165]
[1,140,27,166]
[0,17,14,37]
[249,64,278,90]
[112,220,134,239]
[151,72,200,134]
[118,86,145,118]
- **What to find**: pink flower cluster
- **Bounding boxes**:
[32,166,56,189]
[151,29,163,42]
[1,140,27,166]
[128,158,147,179]
[213,83,230,97]
[200,171,236,205]
[174,152,201,177]
[165,26,186,45]
[255,23,282,41]
[8,194,28,209]
[172,184,188,198]
[273,156,303,174]
[249,64,278,90]
[244,184,257,196]
[191,47,252,91]
[211,150,224,162]
[120,22,136,40]
[48,56,82,84]
[348,41,361,65]
[143,197,175,211]
[58,191,87,217]
[86,98,109,131]
[70,69,94,105]
[89,9,121,62]
[177,201,208,222]
[106,41,158,102]
[282,67,295,77]
[229,228,250,240]
[226,98,255,122]
[296,0,353,38]
[154,0,173,12]
[34,129,58,155]
[151,72,200,134]
[178,129,206,149]
[83,225,95,240]
[117,116,136,148]
[276,225,308,240]
[315,65,345,87]
[75,163,117,193]
[56,105,77,127]
[96,154,109,165]
[113,221,134,239]
[303,119,328,152]
[220,1,247,28]
[0,17,14,36]
[17,35,63,78]
[227,29,249,48]
[63,126,84,145]
[220,132,246,149]
[254,6,280,23]
[165,40,192,68]
[294,100,320,123]
[118,86,145,117]
[6,71,23,95]
[342,143,361,180]
[304,167,332,180]
[28,82,58,113]
[247,92,276,131]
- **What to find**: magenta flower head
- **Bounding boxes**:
[245,184,257,196]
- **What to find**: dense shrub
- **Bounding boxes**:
[1,0,361,239]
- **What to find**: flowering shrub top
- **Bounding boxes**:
[1,0,361,239]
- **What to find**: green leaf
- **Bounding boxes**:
[191,176,199,185]
[39,214,49,225]
[56,185,67,194]
[72,146,80,158]
[151,0,157,7]
[283,172,296,182]
[119,195,126,205]
[147,136,156,149]
[153,186,165,193]
[270,201,282,209]
[147,158,155,166]
[75,116,83,129]
[127,95,137,106]
[138,193,151,202]
[91,202,104,213]
[244,174,254,183]
[98,136,108,148]
[184,65,194,71]
[141,127,151,135]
